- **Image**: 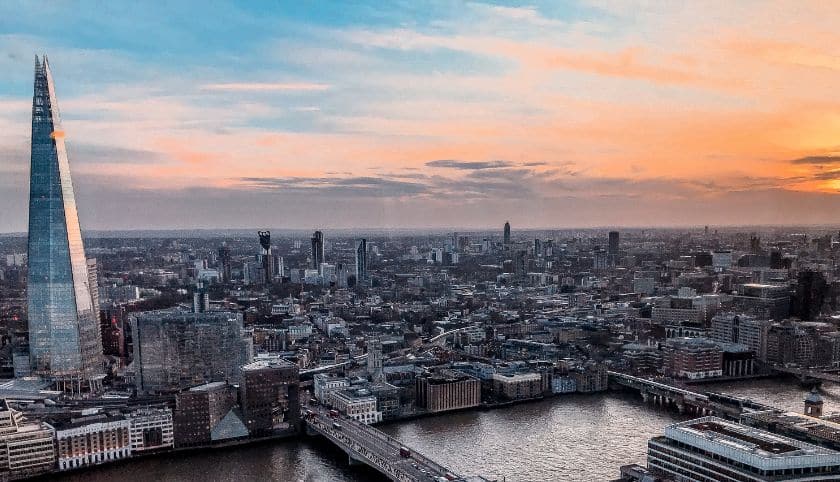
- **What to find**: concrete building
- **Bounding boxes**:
[240,359,300,435]
[51,411,131,471]
[330,388,383,425]
[711,313,771,361]
[648,417,840,481]
[416,370,480,413]
[313,374,350,402]
[491,372,543,400]
[172,382,240,447]
[0,401,55,479]
[131,310,252,392]
[127,407,174,453]
[664,338,722,379]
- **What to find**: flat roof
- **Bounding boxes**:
[663,417,840,470]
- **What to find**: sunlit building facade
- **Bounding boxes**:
[26,56,103,391]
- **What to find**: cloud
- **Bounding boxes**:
[426,160,513,170]
[789,155,840,165]
[200,82,330,92]
[238,175,429,197]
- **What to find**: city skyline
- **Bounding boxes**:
[1,1,840,231]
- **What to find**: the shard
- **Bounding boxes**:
[27,55,103,391]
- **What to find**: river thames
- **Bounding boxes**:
[55,378,840,482]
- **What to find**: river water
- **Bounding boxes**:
[56,378,840,482]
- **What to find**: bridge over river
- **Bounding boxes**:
[304,409,493,482]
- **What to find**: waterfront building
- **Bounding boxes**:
[415,370,480,413]
[240,359,300,435]
[570,362,608,392]
[0,401,55,479]
[26,55,103,392]
[491,372,543,400]
[648,417,840,481]
[131,310,252,392]
[329,388,383,425]
[51,411,131,471]
[173,382,242,447]
[664,337,722,380]
[128,407,174,453]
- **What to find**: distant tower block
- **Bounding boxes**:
[503,221,511,245]
[258,231,273,284]
[805,388,824,417]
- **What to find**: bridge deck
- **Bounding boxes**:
[306,409,464,482]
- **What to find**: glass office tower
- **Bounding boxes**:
[27,56,103,391]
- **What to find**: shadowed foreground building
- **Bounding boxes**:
[26,55,103,392]
[240,359,300,436]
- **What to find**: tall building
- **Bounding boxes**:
[355,238,368,284]
[608,231,620,256]
[311,230,325,270]
[217,243,231,283]
[130,310,252,392]
[257,231,274,284]
[503,221,511,245]
[26,56,103,391]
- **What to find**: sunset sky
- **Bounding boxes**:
[1,1,839,231]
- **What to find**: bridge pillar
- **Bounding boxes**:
[348,453,364,466]
[677,403,685,414]
[641,391,649,403]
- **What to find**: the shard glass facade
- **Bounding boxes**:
[27,56,102,384]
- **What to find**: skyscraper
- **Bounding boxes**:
[311,230,324,270]
[258,230,273,284]
[355,238,367,284]
[608,231,620,255]
[217,243,231,283]
[503,221,511,245]
[26,56,103,391]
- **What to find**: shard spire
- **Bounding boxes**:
[27,55,103,390]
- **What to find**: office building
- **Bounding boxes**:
[503,221,511,244]
[131,310,252,392]
[648,417,840,481]
[313,374,350,402]
[173,382,243,447]
[367,336,384,382]
[51,411,131,471]
[355,238,368,284]
[664,338,722,379]
[128,408,174,453]
[311,231,325,270]
[711,313,771,360]
[26,55,103,391]
[416,370,480,413]
[240,359,300,435]
[217,243,232,283]
[330,388,383,425]
[0,401,56,479]
[608,231,619,255]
